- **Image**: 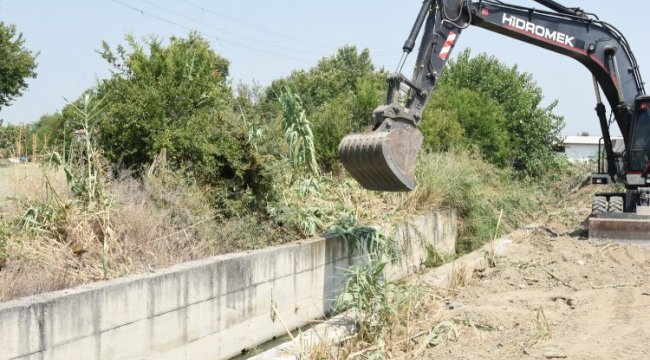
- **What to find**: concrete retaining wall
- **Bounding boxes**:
[0,210,456,360]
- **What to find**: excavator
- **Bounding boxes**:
[339,0,650,243]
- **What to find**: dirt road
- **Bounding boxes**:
[421,228,650,359]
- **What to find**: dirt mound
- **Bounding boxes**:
[421,231,650,359]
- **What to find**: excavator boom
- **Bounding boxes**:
[340,0,643,191]
[339,0,650,242]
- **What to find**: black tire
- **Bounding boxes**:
[592,196,608,216]
[608,196,624,213]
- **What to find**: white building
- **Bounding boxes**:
[558,135,624,162]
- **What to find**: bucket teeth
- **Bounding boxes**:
[339,126,423,192]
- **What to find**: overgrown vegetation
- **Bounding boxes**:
[412,150,542,253]
[320,221,455,359]
[94,33,275,216]
[0,31,574,301]
[319,217,441,358]
[331,220,401,342]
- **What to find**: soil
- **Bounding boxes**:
[420,226,650,359]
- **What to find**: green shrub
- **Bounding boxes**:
[419,107,465,153]
[422,87,510,166]
[414,151,538,253]
[437,49,565,177]
[87,33,274,213]
[309,93,358,171]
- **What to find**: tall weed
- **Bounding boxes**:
[412,150,538,252]
[278,86,319,176]
[0,220,7,269]
[332,217,404,344]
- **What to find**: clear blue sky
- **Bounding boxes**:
[1,0,649,136]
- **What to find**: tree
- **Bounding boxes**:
[93,33,273,212]
[434,49,565,177]
[0,22,38,112]
[0,124,22,157]
[31,112,66,152]
[95,33,230,170]
[421,87,510,166]
[419,107,465,153]
[263,46,387,171]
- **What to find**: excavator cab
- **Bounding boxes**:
[590,97,650,242]
[628,97,650,175]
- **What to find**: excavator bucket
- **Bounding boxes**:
[339,125,423,192]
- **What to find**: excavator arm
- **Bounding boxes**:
[339,0,646,191]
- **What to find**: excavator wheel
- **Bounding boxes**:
[589,195,650,244]
[608,196,624,213]
[591,196,608,217]
[339,125,423,192]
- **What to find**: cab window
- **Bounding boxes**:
[630,104,650,171]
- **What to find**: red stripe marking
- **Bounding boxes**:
[439,32,457,60]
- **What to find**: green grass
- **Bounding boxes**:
[408,150,541,253]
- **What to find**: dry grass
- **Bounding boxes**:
[0,165,285,301]
[0,150,577,302]
[0,163,67,208]
[308,283,450,359]
[530,306,553,345]
[449,263,470,289]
